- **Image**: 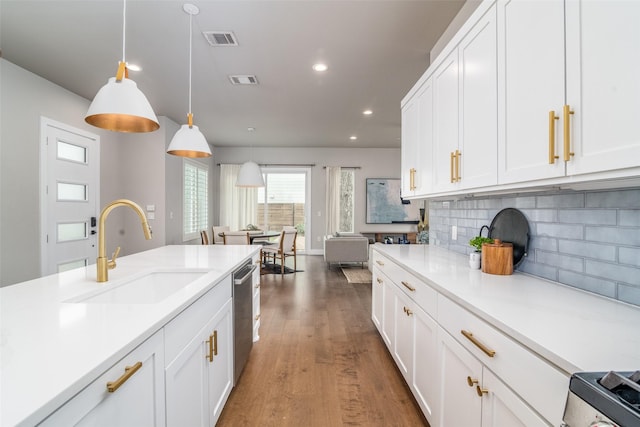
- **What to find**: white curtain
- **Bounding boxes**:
[325,166,342,236]
[219,164,258,231]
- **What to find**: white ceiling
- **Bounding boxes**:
[1,0,465,148]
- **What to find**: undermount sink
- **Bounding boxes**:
[68,270,209,304]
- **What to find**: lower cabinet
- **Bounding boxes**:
[252,253,261,342]
[39,331,165,427]
[437,328,547,427]
[165,298,233,427]
[371,249,565,427]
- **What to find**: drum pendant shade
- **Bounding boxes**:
[167,123,211,158]
[236,161,265,187]
[85,76,159,133]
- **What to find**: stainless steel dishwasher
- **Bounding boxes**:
[232,259,256,384]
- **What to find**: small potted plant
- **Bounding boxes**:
[468,236,493,269]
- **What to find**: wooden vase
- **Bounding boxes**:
[481,239,513,275]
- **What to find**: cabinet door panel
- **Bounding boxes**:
[41,332,165,427]
[481,369,548,427]
[433,50,460,192]
[394,289,413,381]
[498,0,565,184]
[459,4,498,189]
[566,0,640,175]
[413,307,439,426]
[208,299,234,425]
[416,79,434,195]
[437,327,482,427]
[371,268,384,331]
[401,94,419,197]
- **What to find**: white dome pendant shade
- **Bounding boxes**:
[167,4,211,158]
[167,113,211,157]
[85,0,159,133]
[236,161,265,187]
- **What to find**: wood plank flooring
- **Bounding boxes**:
[217,255,428,427]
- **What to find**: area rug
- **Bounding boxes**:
[261,263,303,275]
[341,267,372,284]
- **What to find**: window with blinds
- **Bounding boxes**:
[183,159,208,241]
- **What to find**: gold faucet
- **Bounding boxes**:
[97,199,152,282]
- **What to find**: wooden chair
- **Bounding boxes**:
[200,230,210,245]
[222,231,250,245]
[211,225,229,244]
[261,230,297,275]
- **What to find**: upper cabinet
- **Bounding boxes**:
[402,0,640,198]
[564,0,640,176]
[497,0,566,184]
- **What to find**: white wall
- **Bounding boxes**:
[430,0,483,61]
[213,146,411,252]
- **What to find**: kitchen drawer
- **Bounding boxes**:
[372,251,437,318]
[164,275,232,364]
[438,295,568,425]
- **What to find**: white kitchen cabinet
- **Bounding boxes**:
[401,78,433,198]
[564,0,640,177]
[497,0,566,184]
[433,3,498,193]
[39,331,165,427]
[371,267,384,331]
[164,276,234,427]
[252,253,261,341]
[437,327,547,427]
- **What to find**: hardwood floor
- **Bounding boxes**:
[217,255,428,427]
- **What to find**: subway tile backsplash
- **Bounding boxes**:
[428,188,640,306]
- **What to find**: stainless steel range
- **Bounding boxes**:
[563,371,640,427]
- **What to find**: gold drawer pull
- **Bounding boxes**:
[401,281,416,292]
[467,376,478,387]
[107,362,142,392]
[461,330,495,358]
[476,385,489,397]
[376,260,384,266]
[548,110,559,164]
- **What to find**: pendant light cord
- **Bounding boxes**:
[188,11,193,122]
[122,0,127,63]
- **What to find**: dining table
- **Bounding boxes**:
[219,230,281,244]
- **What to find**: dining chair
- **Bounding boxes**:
[211,225,229,244]
[200,230,210,245]
[261,229,297,275]
[222,231,251,245]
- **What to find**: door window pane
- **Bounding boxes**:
[57,182,87,201]
[58,259,87,273]
[57,222,87,242]
[57,140,87,163]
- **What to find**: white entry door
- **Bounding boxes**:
[40,118,100,276]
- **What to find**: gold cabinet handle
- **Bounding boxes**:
[255,314,261,321]
[376,260,384,266]
[206,333,214,362]
[476,385,489,397]
[467,376,479,387]
[455,150,461,182]
[213,330,218,356]
[376,277,383,284]
[548,110,560,164]
[255,283,260,289]
[402,306,413,316]
[106,361,142,392]
[563,104,575,161]
[409,168,416,191]
[401,281,416,292]
[461,330,495,358]
[450,152,455,183]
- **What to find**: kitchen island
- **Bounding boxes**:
[371,244,640,426]
[0,245,260,427]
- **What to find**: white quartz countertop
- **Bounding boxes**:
[0,245,259,427]
[373,244,640,375]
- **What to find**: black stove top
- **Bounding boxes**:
[570,371,640,427]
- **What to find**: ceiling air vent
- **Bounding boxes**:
[203,31,238,47]
[229,75,259,85]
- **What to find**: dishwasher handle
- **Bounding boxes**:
[233,264,257,285]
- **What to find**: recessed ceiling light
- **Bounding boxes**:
[312,63,328,72]
[247,127,255,132]
[363,109,373,115]
[350,136,357,140]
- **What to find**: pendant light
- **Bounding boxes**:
[236,161,265,187]
[167,4,212,158]
[85,0,159,133]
